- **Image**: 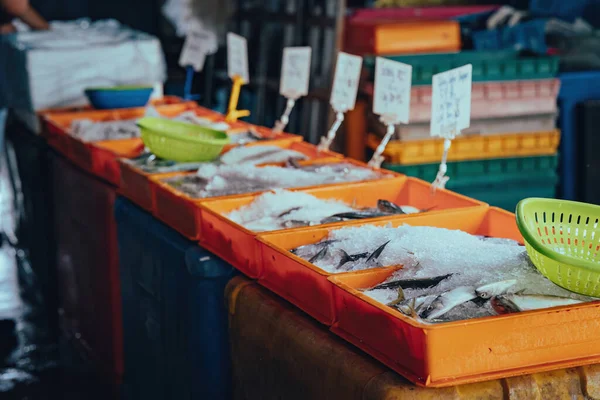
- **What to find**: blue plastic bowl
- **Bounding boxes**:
[84,86,154,109]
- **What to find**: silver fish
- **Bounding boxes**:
[366,240,390,263]
[377,199,405,214]
[475,280,517,299]
[330,210,391,220]
[373,274,453,291]
[308,246,329,264]
[419,286,477,320]
[290,239,338,259]
[394,295,437,317]
[491,294,583,314]
[336,250,370,269]
[278,206,302,218]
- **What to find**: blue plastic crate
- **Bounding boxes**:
[529,0,588,21]
[115,197,237,400]
[557,71,600,200]
[472,19,548,54]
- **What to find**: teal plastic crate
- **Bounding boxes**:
[383,155,559,211]
[364,50,559,85]
[451,179,558,212]
[383,155,559,186]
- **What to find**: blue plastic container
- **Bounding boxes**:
[557,71,600,200]
[115,197,236,400]
[85,86,153,109]
[472,19,548,54]
[529,0,588,21]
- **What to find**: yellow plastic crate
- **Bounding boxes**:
[367,129,560,165]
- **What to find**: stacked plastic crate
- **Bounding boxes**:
[363,50,561,211]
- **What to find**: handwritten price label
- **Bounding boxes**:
[372,57,412,124]
[280,47,312,99]
[430,64,472,139]
[330,52,362,112]
[179,28,217,72]
[227,32,250,83]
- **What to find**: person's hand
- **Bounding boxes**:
[0,22,16,34]
[0,0,48,31]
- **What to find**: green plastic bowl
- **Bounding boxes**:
[137,117,230,162]
[516,198,600,297]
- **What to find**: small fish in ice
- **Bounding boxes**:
[366,241,390,264]
[336,250,370,269]
[373,274,453,291]
[394,295,438,317]
[491,294,584,314]
[308,246,329,264]
[419,286,478,320]
[386,287,406,307]
[290,240,338,260]
[166,163,389,199]
[329,210,391,220]
[220,145,307,165]
[475,280,517,299]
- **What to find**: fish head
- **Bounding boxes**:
[418,298,447,320]
[490,295,520,314]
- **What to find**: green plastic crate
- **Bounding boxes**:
[364,50,559,85]
[383,155,559,186]
[452,179,558,212]
[383,155,559,211]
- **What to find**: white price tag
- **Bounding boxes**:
[372,57,412,124]
[227,32,250,83]
[280,47,312,99]
[330,52,363,112]
[430,64,473,139]
[179,28,217,72]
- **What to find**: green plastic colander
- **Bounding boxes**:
[516,198,600,297]
[137,117,230,162]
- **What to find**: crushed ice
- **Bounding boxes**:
[68,107,258,142]
[226,189,356,232]
[165,162,389,199]
[290,224,597,321]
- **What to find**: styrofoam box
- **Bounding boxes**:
[0,19,166,132]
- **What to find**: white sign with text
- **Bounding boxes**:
[430,64,473,139]
[227,32,250,83]
[372,57,412,124]
[279,47,312,99]
[330,52,363,112]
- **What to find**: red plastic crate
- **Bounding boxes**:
[329,208,600,388]
[51,154,123,381]
[347,6,499,22]
[200,177,484,279]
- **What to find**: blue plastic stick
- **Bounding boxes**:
[184,66,201,101]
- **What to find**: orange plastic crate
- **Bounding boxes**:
[256,205,500,325]
[40,98,194,153]
[329,210,600,388]
[151,158,400,242]
[120,141,339,214]
[344,20,461,55]
[91,139,146,186]
[41,102,200,173]
[367,130,561,165]
[200,177,485,279]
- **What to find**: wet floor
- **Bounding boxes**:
[0,143,115,399]
[0,240,116,400]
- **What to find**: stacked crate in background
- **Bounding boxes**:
[363,49,561,212]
